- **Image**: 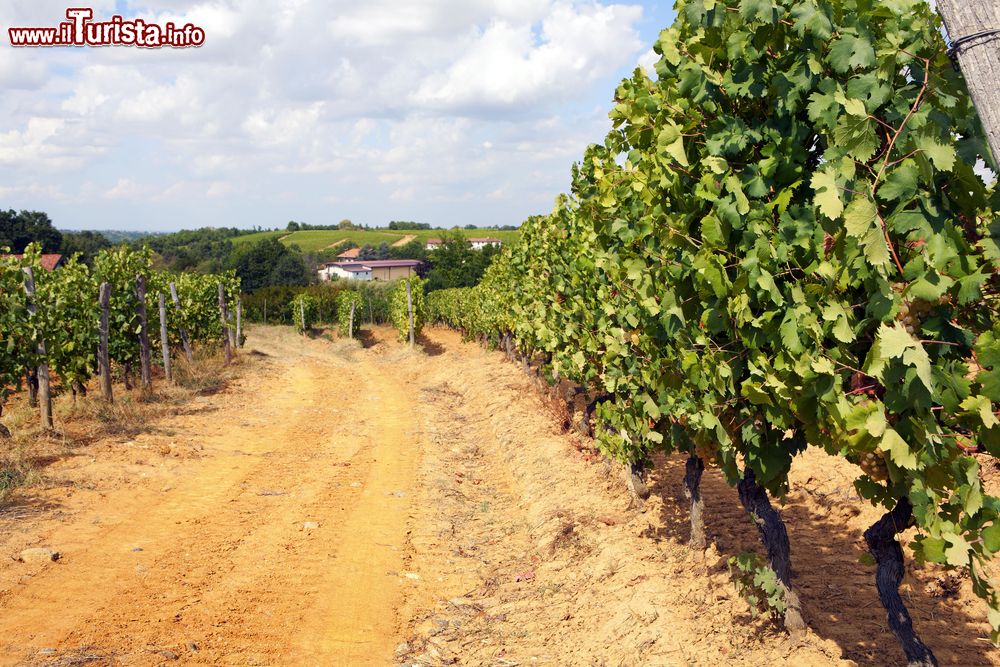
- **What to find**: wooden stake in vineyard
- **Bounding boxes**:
[300,299,306,335]
[158,293,172,384]
[218,283,233,364]
[169,282,194,364]
[21,267,52,429]
[98,282,113,402]
[236,298,243,348]
[406,279,415,348]
[135,275,153,393]
[349,300,356,339]
[937,1,1000,167]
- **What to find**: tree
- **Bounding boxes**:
[375,242,391,260]
[936,1,1000,168]
[338,219,356,230]
[424,231,498,291]
[357,243,376,260]
[61,231,112,265]
[286,221,301,231]
[232,237,310,290]
[389,239,426,261]
[0,210,63,253]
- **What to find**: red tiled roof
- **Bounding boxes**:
[426,238,442,245]
[5,253,64,271]
[337,247,361,259]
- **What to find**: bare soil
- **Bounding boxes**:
[0,325,997,666]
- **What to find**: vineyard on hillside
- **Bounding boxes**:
[0,243,241,434]
[426,0,1000,663]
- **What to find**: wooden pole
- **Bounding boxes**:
[263,297,267,324]
[349,300,355,339]
[158,293,172,384]
[236,298,243,348]
[218,283,233,364]
[937,1,1000,168]
[169,282,194,364]
[21,267,52,429]
[98,282,113,402]
[135,275,153,393]
[406,280,415,348]
[368,296,374,325]
[300,300,306,335]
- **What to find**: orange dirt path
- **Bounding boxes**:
[0,328,422,666]
[0,325,997,666]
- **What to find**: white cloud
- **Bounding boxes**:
[0,0,649,229]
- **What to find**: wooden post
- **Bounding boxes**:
[218,283,233,364]
[368,296,374,325]
[236,298,243,348]
[158,293,172,384]
[937,1,1000,167]
[349,300,355,339]
[169,283,194,364]
[98,282,113,402]
[21,267,52,429]
[406,280,415,348]
[135,275,153,393]
[300,300,306,335]
[263,297,267,324]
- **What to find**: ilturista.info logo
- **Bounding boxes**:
[8,8,205,48]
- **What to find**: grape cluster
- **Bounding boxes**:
[694,440,720,466]
[859,450,889,482]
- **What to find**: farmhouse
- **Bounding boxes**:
[318,259,422,282]
[335,247,361,261]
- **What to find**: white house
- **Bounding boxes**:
[319,263,372,281]
[425,237,501,251]
[469,237,502,250]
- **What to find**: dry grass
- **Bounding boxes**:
[0,346,250,502]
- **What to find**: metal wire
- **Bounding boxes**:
[947,28,1000,69]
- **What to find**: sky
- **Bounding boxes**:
[0,1,676,232]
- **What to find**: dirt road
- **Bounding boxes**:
[0,326,996,666]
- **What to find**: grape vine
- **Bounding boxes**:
[428,0,1000,657]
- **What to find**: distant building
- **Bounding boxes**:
[318,259,422,282]
[335,247,361,261]
[469,237,502,250]
[425,237,501,251]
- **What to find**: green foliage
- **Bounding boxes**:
[390,276,426,342]
[0,210,62,253]
[429,0,1000,637]
[231,237,310,290]
[290,293,316,333]
[0,242,239,421]
[425,231,501,291]
[336,290,362,337]
[728,552,787,621]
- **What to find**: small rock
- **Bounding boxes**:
[19,547,59,564]
[403,572,420,580]
[302,521,320,531]
[132,547,144,552]
[157,650,179,661]
[185,641,199,652]
[349,481,361,488]
[432,618,449,629]
[36,648,56,656]
[394,642,410,658]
